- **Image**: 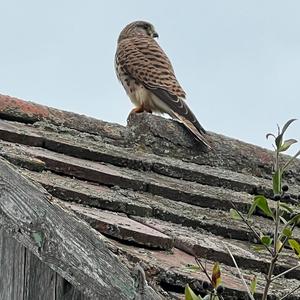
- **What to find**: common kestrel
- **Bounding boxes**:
[115,21,211,148]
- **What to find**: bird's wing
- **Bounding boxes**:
[116,37,207,136]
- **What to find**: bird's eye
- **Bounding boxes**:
[143,24,149,30]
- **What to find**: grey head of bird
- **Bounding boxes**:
[118,20,159,42]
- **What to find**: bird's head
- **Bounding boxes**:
[118,21,159,42]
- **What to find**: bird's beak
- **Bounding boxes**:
[152,32,159,38]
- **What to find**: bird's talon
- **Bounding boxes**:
[131,107,144,114]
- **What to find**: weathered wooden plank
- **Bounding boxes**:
[60,200,173,250]
[0,229,25,300]
[0,157,162,299]
[55,276,95,300]
[24,246,56,300]
[0,228,93,300]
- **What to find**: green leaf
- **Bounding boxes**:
[283,150,300,171]
[260,235,273,246]
[279,202,294,213]
[276,239,283,252]
[288,239,300,258]
[277,124,281,135]
[250,275,257,295]
[266,133,276,140]
[288,213,300,225]
[279,139,298,152]
[283,227,293,238]
[273,170,281,195]
[275,134,283,149]
[281,119,297,136]
[212,262,222,288]
[280,216,288,224]
[274,119,297,151]
[248,195,274,219]
[248,200,257,218]
[255,195,274,218]
[230,208,243,220]
[185,284,202,300]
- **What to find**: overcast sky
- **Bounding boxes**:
[1,1,300,151]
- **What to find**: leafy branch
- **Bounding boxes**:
[186,119,300,300]
[230,119,300,299]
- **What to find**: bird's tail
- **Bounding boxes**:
[172,111,212,149]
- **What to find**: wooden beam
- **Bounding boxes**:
[0,157,161,299]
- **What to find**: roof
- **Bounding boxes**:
[1,93,300,299]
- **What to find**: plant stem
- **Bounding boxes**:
[274,144,281,252]
[261,207,295,297]
[195,258,224,300]
[230,201,273,255]
[261,148,282,299]
[262,159,281,299]
[195,257,214,287]
[223,243,255,300]
[274,200,280,254]
[262,256,277,300]
[271,263,300,281]
[277,223,296,253]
